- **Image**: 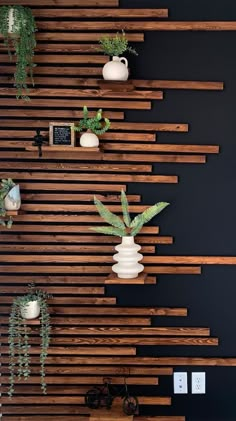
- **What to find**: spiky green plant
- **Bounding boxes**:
[0,178,16,228]
[0,5,37,100]
[8,283,52,398]
[91,190,169,237]
[99,30,138,57]
[74,106,110,135]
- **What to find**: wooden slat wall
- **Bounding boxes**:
[0,0,230,420]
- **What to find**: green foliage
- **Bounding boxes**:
[121,189,131,228]
[91,190,169,237]
[0,178,16,228]
[74,106,110,136]
[0,5,37,100]
[99,30,138,57]
[8,283,52,397]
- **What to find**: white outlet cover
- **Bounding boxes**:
[173,372,188,394]
[191,372,206,394]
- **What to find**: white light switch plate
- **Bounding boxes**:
[191,372,206,394]
[173,372,188,394]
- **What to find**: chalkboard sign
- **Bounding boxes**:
[49,122,75,147]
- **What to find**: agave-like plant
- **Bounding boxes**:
[91,190,169,237]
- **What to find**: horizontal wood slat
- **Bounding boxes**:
[0,110,124,119]
[0,88,163,100]
[33,8,169,18]
[0,132,156,141]
[0,337,218,346]
[36,21,236,31]
[0,99,151,109]
[144,256,236,264]
[35,33,144,42]
[0,306,187,316]
[0,76,223,90]
[0,245,155,254]
[0,173,178,184]
[0,265,201,275]
[0,55,107,64]
[0,326,210,336]
[103,143,219,153]
[1,0,119,5]
[0,317,151,326]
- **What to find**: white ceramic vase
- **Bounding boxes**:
[102,56,129,81]
[112,236,144,279]
[4,185,21,210]
[80,131,99,147]
[20,300,40,320]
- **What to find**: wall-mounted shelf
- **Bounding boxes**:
[98,80,135,91]
[105,272,148,284]
[6,210,20,216]
[25,146,101,153]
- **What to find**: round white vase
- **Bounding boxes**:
[20,300,40,320]
[4,185,21,210]
[80,131,99,147]
[102,56,129,81]
[112,236,144,279]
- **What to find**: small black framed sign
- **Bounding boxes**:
[49,122,75,147]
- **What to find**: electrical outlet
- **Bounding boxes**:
[173,372,188,394]
[191,372,206,394]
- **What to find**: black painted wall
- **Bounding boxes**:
[110,1,236,420]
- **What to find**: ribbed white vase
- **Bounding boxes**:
[20,300,40,320]
[112,236,144,279]
[4,185,21,210]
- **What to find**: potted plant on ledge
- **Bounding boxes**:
[74,106,110,147]
[99,31,138,81]
[91,190,169,279]
[8,283,51,397]
[0,178,21,228]
[0,5,37,100]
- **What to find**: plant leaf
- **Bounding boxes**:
[121,189,131,227]
[90,226,126,237]
[94,196,125,229]
[130,202,169,236]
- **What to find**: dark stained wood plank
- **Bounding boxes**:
[0,132,156,141]
[0,326,210,336]
[0,99,151,109]
[0,306,187,316]
[0,265,201,275]
[35,33,144,42]
[1,406,89,415]
[0,296,116,304]
[103,143,219,153]
[20,193,140,202]
[0,88,163,100]
[0,286,104,295]
[36,21,236,31]
[144,256,236,264]
[0,244,155,254]
[1,0,119,5]
[33,8,169,18]
[0,316,151,326]
[0,55,107,64]
[0,109,124,119]
[133,79,224,90]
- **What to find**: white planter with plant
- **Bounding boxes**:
[0,178,20,228]
[8,283,51,397]
[74,106,110,147]
[99,31,138,81]
[92,190,169,279]
[0,5,37,100]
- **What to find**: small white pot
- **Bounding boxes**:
[112,236,144,279]
[80,131,99,147]
[4,185,21,210]
[8,8,23,34]
[102,56,129,81]
[20,300,40,320]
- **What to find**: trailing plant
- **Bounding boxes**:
[0,178,16,228]
[99,30,138,57]
[0,5,37,100]
[91,190,169,237]
[74,106,110,135]
[8,283,52,397]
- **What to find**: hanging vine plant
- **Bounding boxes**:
[8,284,52,397]
[0,5,37,100]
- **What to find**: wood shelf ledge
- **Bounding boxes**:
[98,80,135,92]
[105,272,149,284]
[25,146,101,153]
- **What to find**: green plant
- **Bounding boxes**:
[99,30,138,57]
[0,178,16,228]
[0,5,37,100]
[8,283,52,397]
[91,190,169,237]
[74,106,110,135]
